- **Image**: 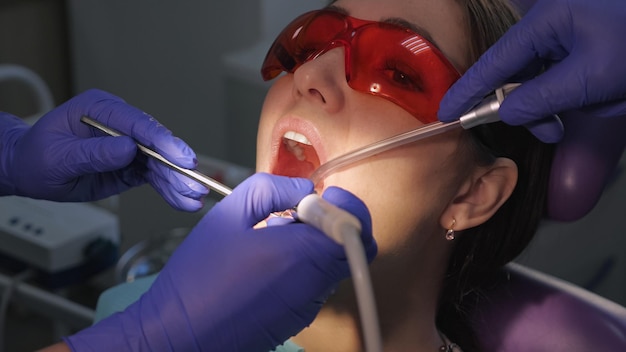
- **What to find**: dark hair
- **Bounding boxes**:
[436,1,555,351]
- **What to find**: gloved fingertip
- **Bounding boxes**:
[266,216,297,226]
[184,177,210,196]
[437,109,456,123]
[157,137,198,169]
[436,98,454,122]
[320,186,345,198]
[438,94,467,123]
[438,69,507,123]
[146,160,210,198]
[290,177,315,192]
[265,173,315,197]
[171,196,205,213]
[525,117,565,143]
[321,186,365,209]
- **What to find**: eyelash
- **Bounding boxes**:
[382,60,424,92]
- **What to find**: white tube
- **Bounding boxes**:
[297,194,383,352]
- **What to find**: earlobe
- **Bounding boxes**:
[440,157,518,232]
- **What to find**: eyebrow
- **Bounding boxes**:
[325,4,439,49]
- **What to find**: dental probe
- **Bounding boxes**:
[309,83,524,185]
[297,194,382,352]
[80,116,233,197]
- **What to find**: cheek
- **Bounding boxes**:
[322,137,462,252]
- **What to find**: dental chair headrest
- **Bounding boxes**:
[547,111,626,221]
[472,263,626,351]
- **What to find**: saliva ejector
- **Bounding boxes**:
[309,83,539,185]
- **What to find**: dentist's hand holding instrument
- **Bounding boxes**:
[63,173,377,352]
[438,0,626,221]
[80,115,232,198]
[438,0,626,142]
[0,89,208,211]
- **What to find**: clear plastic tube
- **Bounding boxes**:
[309,84,529,186]
[309,120,462,185]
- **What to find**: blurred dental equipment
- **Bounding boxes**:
[310,83,551,185]
[297,194,382,352]
[80,116,233,197]
[0,64,55,124]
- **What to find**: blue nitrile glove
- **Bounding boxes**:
[64,173,377,352]
[438,0,626,144]
[0,89,207,211]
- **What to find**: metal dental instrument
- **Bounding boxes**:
[80,116,233,197]
[309,83,524,185]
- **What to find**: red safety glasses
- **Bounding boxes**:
[261,9,461,123]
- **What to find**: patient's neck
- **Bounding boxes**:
[291,268,444,352]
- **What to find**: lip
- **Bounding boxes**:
[269,116,327,183]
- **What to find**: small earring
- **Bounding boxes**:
[445,219,456,241]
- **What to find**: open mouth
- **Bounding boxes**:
[272,131,321,181]
[255,130,322,229]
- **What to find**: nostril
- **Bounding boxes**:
[308,88,326,103]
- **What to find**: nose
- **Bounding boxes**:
[291,47,348,114]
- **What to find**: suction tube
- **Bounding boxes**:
[309,83,523,186]
[309,120,462,185]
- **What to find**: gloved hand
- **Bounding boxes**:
[64,173,377,352]
[438,0,626,143]
[0,89,207,211]
[438,0,626,221]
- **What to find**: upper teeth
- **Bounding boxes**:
[283,131,311,145]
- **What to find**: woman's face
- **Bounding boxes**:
[256,0,471,257]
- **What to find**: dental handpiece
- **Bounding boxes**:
[297,194,382,352]
[80,116,233,197]
[309,83,522,185]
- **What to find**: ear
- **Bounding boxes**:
[440,157,518,231]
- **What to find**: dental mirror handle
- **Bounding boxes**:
[80,116,232,197]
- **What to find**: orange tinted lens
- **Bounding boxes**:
[261,11,346,80]
[349,23,460,123]
[261,10,460,123]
